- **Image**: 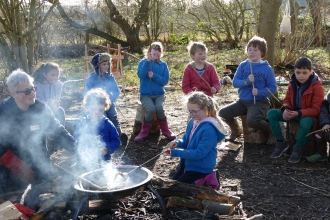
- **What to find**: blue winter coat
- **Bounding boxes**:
[137,58,170,97]
[233,59,277,102]
[74,115,120,160]
[84,72,120,102]
[171,118,226,174]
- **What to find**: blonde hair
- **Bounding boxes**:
[83,88,111,111]
[187,41,208,55]
[187,91,225,131]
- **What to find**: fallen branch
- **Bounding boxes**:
[290,177,330,195]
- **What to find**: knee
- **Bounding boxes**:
[300,117,314,129]
[267,109,279,119]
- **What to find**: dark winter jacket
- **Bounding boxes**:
[0,97,75,175]
[319,91,330,128]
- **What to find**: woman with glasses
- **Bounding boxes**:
[0,69,75,192]
[167,91,227,189]
[134,42,176,141]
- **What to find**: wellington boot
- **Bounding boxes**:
[158,118,176,140]
[134,122,152,142]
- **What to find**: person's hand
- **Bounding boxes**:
[0,150,36,183]
[248,74,254,83]
[252,88,258,96]
[211,87,217,94]
[282,109,290,120]
[166,148,171,155]
[322,124,330,132]
[168,141,177,149]
[102,147,108,155]
[148,71,153,79]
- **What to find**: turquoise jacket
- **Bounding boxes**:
[171,118,226,174]
[137,58,169,97]
[85,72,120,102]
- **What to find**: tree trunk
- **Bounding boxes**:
[258,0,282,68]
[307,0,323,46]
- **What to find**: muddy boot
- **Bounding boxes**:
[158,118,176,140]
[224,119,242,141]
[266,126,276,145]
[134,121,152,142]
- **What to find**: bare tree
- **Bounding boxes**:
[0,0,55,74]
[53,0,150,53]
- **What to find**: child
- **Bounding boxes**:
[268,57,324,163]
[167,91,226,189]
[219,36,277,141]
[33,62,65,126]
[85,52,128,146]
[306,91,330,162]
[74,88,120,163]
[134,42,176,141]
[182,41,221,97]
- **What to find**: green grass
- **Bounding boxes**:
[45,47,330,88]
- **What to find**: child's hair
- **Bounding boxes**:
[294,57,312,71]
[187,41,208,55]
[246,36,267,58]
[83,88,111,111]
[187,91,225,130]
[91,53,111,74]
[33,62,60,83]
[145,42,164,58]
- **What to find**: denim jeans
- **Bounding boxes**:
[267,109,313,147]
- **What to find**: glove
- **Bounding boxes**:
[0,150,36,183]
[14,203,36,220]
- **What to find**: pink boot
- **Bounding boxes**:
[158,118,176,140]
[134,121,152,142]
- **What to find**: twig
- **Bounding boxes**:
[290,177,330,194]
[54,163,103,189]
[266,87,282,105]
[306,128,323,137]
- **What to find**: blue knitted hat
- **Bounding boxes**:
[91,53,111,70]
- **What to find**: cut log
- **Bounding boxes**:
[133,102,160,135]
[202,200,235,215]
[166,196,202,209]
[152,176,240,205]
[241,115,268,144]
[286,122,317,156]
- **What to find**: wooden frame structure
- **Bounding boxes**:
[82,44,127,91]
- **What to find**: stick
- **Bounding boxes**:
[126,151,164,175]
[266,87,282,105]
[248,60,256,104]
[290,177,330,194]
[306,128,324,137]
[53,163,103,190]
